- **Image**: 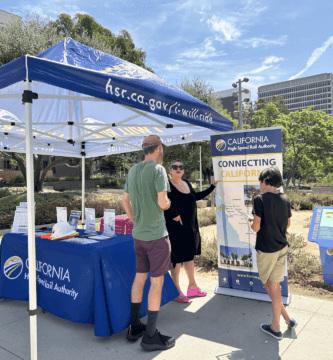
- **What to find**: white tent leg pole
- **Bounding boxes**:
[82,156,85,228]
[199,142,202,191]
[24,80,38,360]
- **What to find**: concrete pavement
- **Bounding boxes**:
[0,275,332,360]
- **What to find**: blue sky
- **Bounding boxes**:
[3,0,333,100]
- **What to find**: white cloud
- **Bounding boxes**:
[242,0,267,14]
[14,1,83,19]
[289,35,333,80]
[263,56,284,65]
[241,35,287,48]
[207,15,241,42]
[247,65,273,74]
[177,38,226,60]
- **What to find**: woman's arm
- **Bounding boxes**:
[185,180,216,201]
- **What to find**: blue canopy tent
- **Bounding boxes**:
[0,38,233,359]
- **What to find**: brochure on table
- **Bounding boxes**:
[56,207,67,223]
[11,206,28,233]
[85,208,96,234]
[62,238,98,245]
[103,209,115,238]
[68,210,81,230]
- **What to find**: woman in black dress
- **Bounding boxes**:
[164,159,218,302]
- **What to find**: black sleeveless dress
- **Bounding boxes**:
[164,179,216,267]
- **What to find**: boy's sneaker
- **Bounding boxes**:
[126,323,146,341]
[260,324,283,340]
[140,329,175,351]
[287,318,298,330]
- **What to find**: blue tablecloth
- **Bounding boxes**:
[0,231,179,336]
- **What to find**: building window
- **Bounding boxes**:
[43,161,48,169]
[4,160,10,169]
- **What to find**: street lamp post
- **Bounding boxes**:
[232,78,250,130]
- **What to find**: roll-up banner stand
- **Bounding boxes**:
[211,127,290,304]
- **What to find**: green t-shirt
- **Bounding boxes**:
[124,161,170,241]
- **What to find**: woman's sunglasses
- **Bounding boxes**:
[171,165,185,170]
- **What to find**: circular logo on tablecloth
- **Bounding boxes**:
[4,256,23,280]
[216,139,226,151]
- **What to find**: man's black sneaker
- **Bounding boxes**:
[126,323,146,341]
[260,324,283,340]
[140,329,175,351]
[287,318,298,330]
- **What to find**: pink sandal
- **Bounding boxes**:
[187,287,207,298]
[173,293,190,303]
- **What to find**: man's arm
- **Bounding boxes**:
[287,218,291,228]
[122,192,135,223]
[158,191,171,210]
[251,215,261,233]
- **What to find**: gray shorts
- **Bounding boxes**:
[134,236,172,278]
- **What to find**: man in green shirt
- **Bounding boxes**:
[122,135,176,351]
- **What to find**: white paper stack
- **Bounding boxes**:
[103,209,115,238]
[56,207,67,223]
[11,206,28,233]
[85,208,96,234]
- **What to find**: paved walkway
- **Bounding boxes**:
[0,274,332,360]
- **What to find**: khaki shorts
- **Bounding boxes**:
[257,245,288,284]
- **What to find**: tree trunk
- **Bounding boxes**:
[34,155,43,192]
[286,157,299,187]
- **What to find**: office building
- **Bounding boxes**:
[0,9,21,26]
[258,73,333,116]
[213,89,251,119]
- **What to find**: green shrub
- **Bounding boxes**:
[101,177,111,188]
[287,191,333,210]
[0,192,78,229]
[44,176,60,182]
[117,178,126,186]
[0,188,11,199]
[194,236,218,269]
[198,208,216,227]
[8,175,25,184]
[287,233,322,279]
[64,176,81,181]
[0,191,124,229]
[110,179,119,187]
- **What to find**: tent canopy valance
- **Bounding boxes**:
[0,38,233,158]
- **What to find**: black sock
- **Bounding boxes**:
[130,302,142,327]
[146,310,159,338]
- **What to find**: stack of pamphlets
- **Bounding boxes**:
[85,208,96,234]
[56,207,67,223]
[68,210,81,230]
[11,206,28,233]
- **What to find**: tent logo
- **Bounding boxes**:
[216,139,226,151]
[4,256,23,280]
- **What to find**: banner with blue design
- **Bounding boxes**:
[211,127,288,298]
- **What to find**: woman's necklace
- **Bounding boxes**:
[173,180,182,185]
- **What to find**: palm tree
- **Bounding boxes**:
[241,254,249,266]
[231,252,236,265]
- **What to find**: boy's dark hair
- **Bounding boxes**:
[258,166,284,188]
